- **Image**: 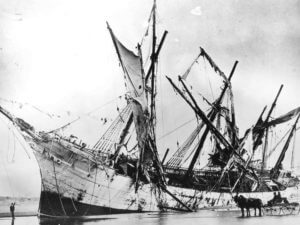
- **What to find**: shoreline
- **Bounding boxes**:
[0,212,37,218]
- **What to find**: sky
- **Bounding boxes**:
[0,0,299,197]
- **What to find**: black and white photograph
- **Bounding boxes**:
[0,0,300,224]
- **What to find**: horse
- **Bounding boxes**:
[233,195,263,217]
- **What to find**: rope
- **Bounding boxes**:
[203,57,215,101]
[6,122,11,162]
[85,95,125,116]
[181,51,201,80]
[140,5,154,46]
[84,162,98,215]
[93,104,132,153]
[1,95,125,134]
[158,58,165,147]
[0,97,57,119]
[1,159,15,199]
[1,113,16,199]
[49,140,67,216]
[6,126,17,163]
[167,122,204,168]
[157,117,196,140]
[48,95,125,134]
[0,116,31,159]
[266,127,292,159]
[40,174,56,216]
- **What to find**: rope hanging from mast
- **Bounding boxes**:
[47,95,125,134]
[0,115,31,159]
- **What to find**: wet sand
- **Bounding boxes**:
[0,209,300,225]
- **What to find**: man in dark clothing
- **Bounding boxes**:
[277,192,282,200]
[10,203,15,218]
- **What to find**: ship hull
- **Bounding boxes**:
[164,185,300,211]
[22,134,300,216]
[163,166,300,210]
[38,191,140,217]
[24,137,162,217]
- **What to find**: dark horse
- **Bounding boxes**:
[233,195,263,217]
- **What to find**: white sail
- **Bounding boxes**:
[107,23,147,110]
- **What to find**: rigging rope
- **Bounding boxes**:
[0,97,59,119]
[1,159,15,198]
[266,127,292,159]
[203,57,215,101]
[84,160,98,215]
[157,56,165,143]
[157,117,196,140]
[93,104,132,153]
[48,95,125,134]
[86,95,125,116]
[1,95,125,134]
[181,51,201,80]
[6,125,17,163]
[140,5,154,46]
[49,140,67,216]
[0,116,31,159]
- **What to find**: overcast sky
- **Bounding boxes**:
[0,0,299,197]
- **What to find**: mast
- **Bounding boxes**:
[271,113,300,179]
[145,31,168,82]
[253,85,283,152]
[161,148,170,165]
[150,0,157,134]
[112,113,133,158]
[166,75,238,158]
[261,127,269,172]
[291,130,296,170]
[254,106,267,129]
[184,61,238,178]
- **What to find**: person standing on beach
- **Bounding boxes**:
[10,202,15,218]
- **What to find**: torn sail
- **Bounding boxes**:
[266,106,300,127]
[107,23,147,110]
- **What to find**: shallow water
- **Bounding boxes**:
[0,210,300,225]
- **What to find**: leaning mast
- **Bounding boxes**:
[184,60,238,178]
[150,0,157,141]
[258,85,283,171]
[271,113,300,179]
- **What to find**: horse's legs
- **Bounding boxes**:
[241,208,244,217]
[247,207,250,217]
[254,208,256,216]
[259,207,262,217]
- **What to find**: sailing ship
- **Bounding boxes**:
[0,0,179,217]
[0,0,299,216]
[161,49,300,210]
